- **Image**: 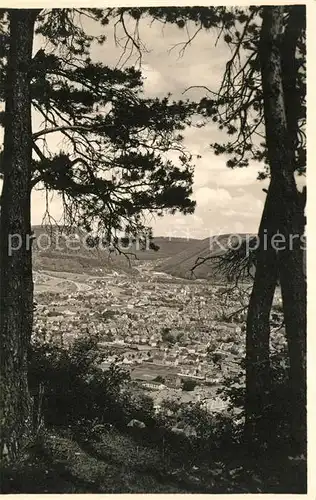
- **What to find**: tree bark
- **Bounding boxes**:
[281,5,305,171]
[0,9,38,461]
[256,5,306,455]
[244,181,279,450]
[279,6,307,454]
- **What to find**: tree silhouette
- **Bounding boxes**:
[0,8,196,460]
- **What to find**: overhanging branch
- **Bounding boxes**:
[33,124,96,139]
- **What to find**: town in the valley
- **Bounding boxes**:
[33,261,286,414]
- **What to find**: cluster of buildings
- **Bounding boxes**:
[33,266,285,408]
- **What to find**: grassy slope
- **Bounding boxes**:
[1,428,306,494]
[155,234,254,280]
[32,226,199,273]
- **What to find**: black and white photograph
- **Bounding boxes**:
[0,2,310,494]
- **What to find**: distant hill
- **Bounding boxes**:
[155,234,255,281]
[31,226,261,281]
[31,226,199,274]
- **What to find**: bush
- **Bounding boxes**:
[216,347,296,450]
[28,331,136,433]
[154,399,241,458]
[210,352,224,365]
[101,309,118,321]
[182,379,197,391]
[124,393,155,428]
[161,327,176,344]
[179,402,242,450]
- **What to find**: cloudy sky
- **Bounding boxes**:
[2,11,305,239]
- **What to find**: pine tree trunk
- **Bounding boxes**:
[279,4,307,456]
[244,182,279,449]
[258,5,307,455]
[278,204,306,455]
[0,10,37,461]
[277,176,306,455]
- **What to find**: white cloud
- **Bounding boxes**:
[195,186,232,207]
[192,152,261,190]
[141,64,169,96]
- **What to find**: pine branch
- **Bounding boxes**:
[33,124,98,139]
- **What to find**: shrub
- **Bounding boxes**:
[216,347,296,450]
[210,352,225,365]
[154,399,241,458]
[28,331,134,433]
[124,393,155,428]
[161,327,176,344]
[179,402,242,450]
[101,309,118,321]
[182,379,197,392]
